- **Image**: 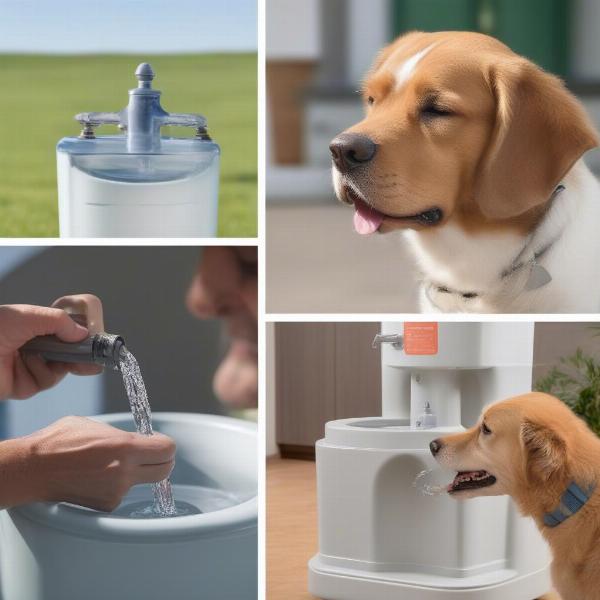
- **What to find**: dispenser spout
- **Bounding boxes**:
[73,63,208,147]
[372,333,403,349]
[22,333,126,370]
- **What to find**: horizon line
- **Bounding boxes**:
[0,49,257,56]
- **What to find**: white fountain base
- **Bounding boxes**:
[0,413,257,600]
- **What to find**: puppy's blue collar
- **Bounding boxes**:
[543,481,596,528]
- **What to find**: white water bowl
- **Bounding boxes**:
[0,413,257,600]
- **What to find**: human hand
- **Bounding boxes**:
[186,247,258,409]
[0,295,103,400]
[4,416,176,512]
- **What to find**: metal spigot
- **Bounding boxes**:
[22,333,126,370]
[135,62,154,88]
[78,121,98,139]
[371,334,403,349]
[195,126,212,140]
[76,111,120,140]
[73,63,210,150]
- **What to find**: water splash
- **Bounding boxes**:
[111,484,241,519]
[119,348,177,517]
[413,468,451,497]
[119,500,199,519]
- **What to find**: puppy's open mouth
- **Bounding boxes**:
[448,470,496,494]
[343,187,443,235]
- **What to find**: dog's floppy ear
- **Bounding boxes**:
[475,59,598,220]
[521,419,567,481]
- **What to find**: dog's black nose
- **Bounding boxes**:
[329,133,377,172]
[429,439,442,456]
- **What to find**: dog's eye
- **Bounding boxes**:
[421,102,453,119]
[481,422,492,436]
[367,96,375,106]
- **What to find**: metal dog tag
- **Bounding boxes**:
[524,261,552,291]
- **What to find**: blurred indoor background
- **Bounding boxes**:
[266,320,600,456]
[266,0,600,312]
[0,246,247,439]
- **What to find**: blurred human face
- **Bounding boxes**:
[186,247,257,409]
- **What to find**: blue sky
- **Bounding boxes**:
[0,0,257,53]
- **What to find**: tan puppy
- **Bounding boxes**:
[330,31,600,312]
[431,393,600,600]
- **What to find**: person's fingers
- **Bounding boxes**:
[45,361,71,378]
[66,363,104,376]
[128,432,176,465]
[10,355,38,399]
[132,460,175,485]
[51,294,105,335]
[10,354,100,401]
[22,306,88,342]
[10,353,68,400]
[1,305,89,351]
[20,353,67,393]
[43,361,103,377]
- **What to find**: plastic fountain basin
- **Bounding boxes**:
[0,412,257,600]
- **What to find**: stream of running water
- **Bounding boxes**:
[413,468,450,496]
[119,348,177,517]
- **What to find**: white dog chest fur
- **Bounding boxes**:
[402,160,600,313]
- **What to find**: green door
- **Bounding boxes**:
[391,0,570,77]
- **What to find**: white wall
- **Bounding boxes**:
[348,0,391,84]
[266,0,320,59]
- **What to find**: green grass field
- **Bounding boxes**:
[0,53,257,237]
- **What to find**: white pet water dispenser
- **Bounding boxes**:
[309,322,552,600]
[57,63,220,238]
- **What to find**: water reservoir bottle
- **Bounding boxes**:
[56,63,220,238]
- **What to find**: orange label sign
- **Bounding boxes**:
[404,322,438,355]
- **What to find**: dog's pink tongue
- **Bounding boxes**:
[353,201,384,235]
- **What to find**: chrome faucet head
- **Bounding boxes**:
[135,62,155,88]
[73,63,208,151]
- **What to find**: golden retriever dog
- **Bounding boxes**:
[330,31,600,313]
[430,392,600,600]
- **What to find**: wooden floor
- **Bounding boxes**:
[266,457,558,600]
[267,457,319,600]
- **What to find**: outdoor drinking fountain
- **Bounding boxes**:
[56,63,220,238]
